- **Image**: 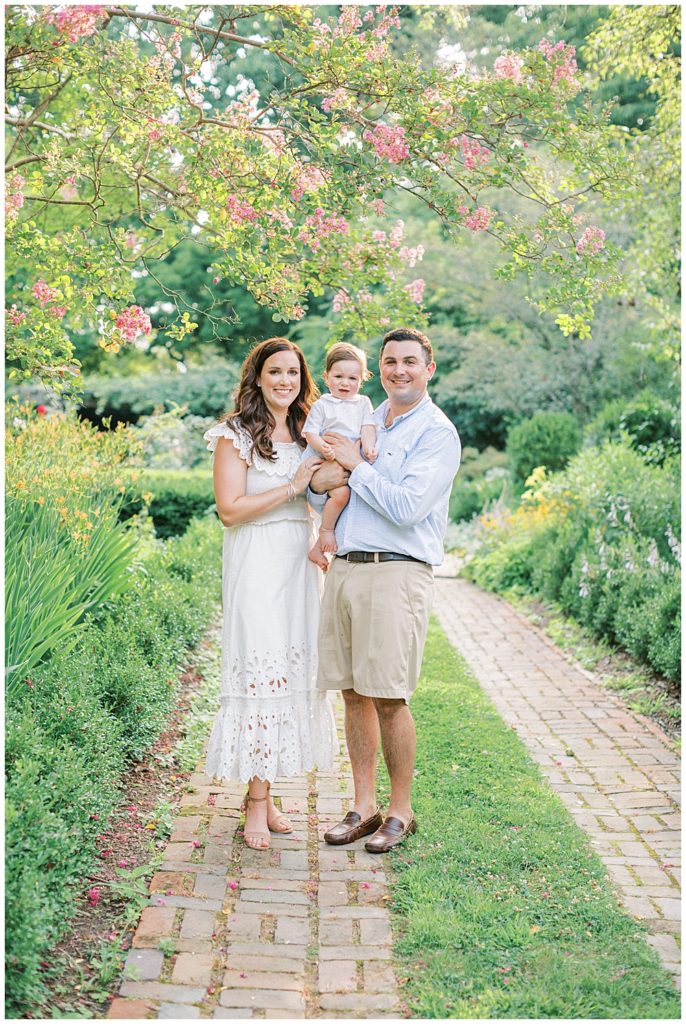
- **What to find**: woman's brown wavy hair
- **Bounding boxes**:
[225,338,318,461]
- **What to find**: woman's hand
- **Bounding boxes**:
[292,456,323,495]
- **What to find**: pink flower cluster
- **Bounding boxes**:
[290,164,328,203]
[463,207,492,232]
[226,194,258,223]
[6,176,25,222]
[453,135,490,170]
[321,88,349,113]
[363,124,410,164]
[297,208,350,252]
[538,39,578,89]
[32,279,59,306]
[389,220,404,248]
[371,198,385,215]
[332,289,351,313]
[494,53,524,85]
[115,305,152,342]
[398,245,425,268]
[44,5,105,43]
[333,6,362,38]
[368,5,401,38]
[576,225,605,256]
[404,279,425,304]
[7,305,26,326]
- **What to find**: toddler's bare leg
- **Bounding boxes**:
[319,486,351,553]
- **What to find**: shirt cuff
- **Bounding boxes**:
[349,460,375,490]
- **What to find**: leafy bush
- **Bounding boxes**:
[122,469,216,538]
[5,517,222,1017]
[465,443,680,681]
[80,361,240,425]
[584,389,680,465]
[133,408,215,469]
[5,409,139,691]
[449,446,511,522]
[506,411,582,485]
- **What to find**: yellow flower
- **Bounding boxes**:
[37,496,45,505]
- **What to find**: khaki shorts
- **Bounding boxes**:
[317,557,434,702]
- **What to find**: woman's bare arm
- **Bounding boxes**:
[213,438,321,526]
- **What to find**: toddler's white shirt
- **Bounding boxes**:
[303,393,376,439]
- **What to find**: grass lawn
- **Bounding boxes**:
[381,620,680,1019]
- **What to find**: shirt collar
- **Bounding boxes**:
[377,393,431,429]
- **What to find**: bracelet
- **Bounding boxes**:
[286,479,297,502]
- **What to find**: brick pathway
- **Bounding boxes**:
[108,688,400,1019]
[433,575,681,986]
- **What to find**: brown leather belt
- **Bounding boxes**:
[336,551,426,565]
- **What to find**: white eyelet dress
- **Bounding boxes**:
[203,419,336,783]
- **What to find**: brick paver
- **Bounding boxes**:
[433,575,681,986]
[108,639,400,1019]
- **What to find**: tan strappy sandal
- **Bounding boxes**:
[266,782,293,834]
[241,791,270,851]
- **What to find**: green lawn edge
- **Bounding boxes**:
[381,620,680,1019]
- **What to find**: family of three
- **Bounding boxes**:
[203,327,461,853]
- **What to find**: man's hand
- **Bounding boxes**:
[322,432,364,471]
[309,459,350,494]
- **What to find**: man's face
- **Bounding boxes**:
[379,340,435,408]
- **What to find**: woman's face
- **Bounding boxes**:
[258,350,301,413]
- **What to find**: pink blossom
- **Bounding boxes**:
[538,38,578,89]
[372,6,401,38]
[213,276,220,284]
[365,40,387,62]
[297,207,349,251]
[576,225,605,256]
[6,174,25,222]
[117,859,128,868]
[371,198,385,215]
[115,305,152,342]
[192,840,202,848]
[389,220,404,248]
[457,135,490,171]
[125,231,139,250]
[290,164,327,203]
[363,123,410,164]
[321,88,349,113]
[87,888,101,906]
[494,54,524,85]
[50,305,67,319]
[32,279,59,306]
[332,289,351,313]
[457,204,469,216]
[146,119,165,142]
[228,880,239,891]
[464,207,492,232]
[226,194,258,223]
[267,208,293,230]
[404,278,425,304]
[333,6,362,38]
[372,230,387,244]
[44,6,106,43]
[7,305,26,326]
[291,304,305,320]
[398,245,424,268]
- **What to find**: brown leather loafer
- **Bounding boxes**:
[324,810,383,846]
[364,815,417,853]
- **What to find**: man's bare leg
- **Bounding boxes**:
[373,697,416,824]
[342,688,380,819]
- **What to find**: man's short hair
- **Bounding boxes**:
[380,327,433,365]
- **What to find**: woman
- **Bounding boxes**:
[203,338,337,850]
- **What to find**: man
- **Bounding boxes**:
[310,327,461,852]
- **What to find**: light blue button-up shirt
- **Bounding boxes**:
[310,394,461,566]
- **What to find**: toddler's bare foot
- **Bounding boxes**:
[319,528,338,554]
[309,539,329,571]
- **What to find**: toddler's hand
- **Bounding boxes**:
[363,446,378,464]
[322,442,335,461]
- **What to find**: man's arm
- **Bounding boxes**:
[326,428,461,527]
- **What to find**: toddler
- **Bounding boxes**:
[304,343,377,566]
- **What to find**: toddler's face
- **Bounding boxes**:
[325,359,363,400]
